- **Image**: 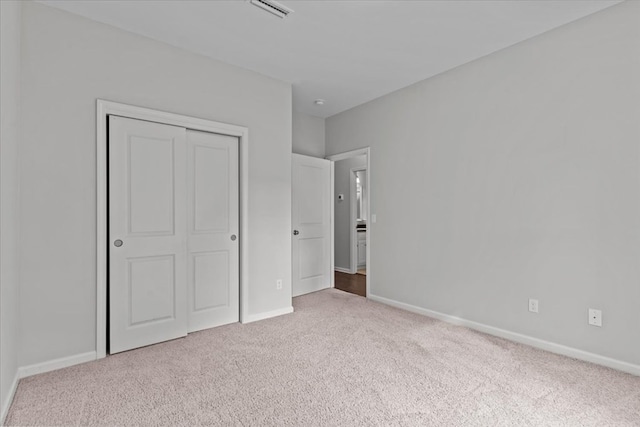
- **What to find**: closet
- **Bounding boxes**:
[108,115,239,353]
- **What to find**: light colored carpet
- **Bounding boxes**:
[6,289,640,426]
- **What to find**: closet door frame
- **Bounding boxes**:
[96,99,249,359]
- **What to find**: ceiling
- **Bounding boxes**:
[40,0,620,118]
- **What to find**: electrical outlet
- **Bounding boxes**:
[588,309,602,327]
[528,299,539,313]
[276,279,282,290]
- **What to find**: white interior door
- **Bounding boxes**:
[187,130,239,332]
[109,116,188,354]
[292,154,331,297]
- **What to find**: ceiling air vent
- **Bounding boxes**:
[250,0,293,19]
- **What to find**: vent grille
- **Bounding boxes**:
[250,0,293,19]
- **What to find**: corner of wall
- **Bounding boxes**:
[292,110,326,159]
[0,372,19,424]
[0,0,23,423]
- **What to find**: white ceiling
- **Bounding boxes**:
[41,0,620,118]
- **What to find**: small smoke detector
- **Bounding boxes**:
[314,99,325,106]
[250,0,293,19]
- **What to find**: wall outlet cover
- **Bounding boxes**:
[588,308,602,327]
[528,298,539,313]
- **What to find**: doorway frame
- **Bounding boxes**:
[350,167,367,274]
[96,99,249,359]
[326,147,371,298]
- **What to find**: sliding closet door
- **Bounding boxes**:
[186,130,239,332]
[109,116,188,354]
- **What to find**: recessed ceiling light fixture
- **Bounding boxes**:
[314,99,325,106]
[250,0,293,19]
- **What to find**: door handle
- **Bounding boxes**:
[293,230,299,235]
[230,234,237,241]
[114,239,123,247]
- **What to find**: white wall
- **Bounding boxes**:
[334,156,366,270]
[19,2,292,367]
[292,111,325,158]
[0,0,22,420]
[326,1,640,365]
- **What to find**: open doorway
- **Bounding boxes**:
[354,169,367,277]
[326,148,370,298]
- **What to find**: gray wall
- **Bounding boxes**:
[292,111,325,158]
[0,0,21,419]
[326,1,640,365]
[334,156,366,270]
[19,2,293,367]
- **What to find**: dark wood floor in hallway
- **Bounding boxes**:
[334,271,366,297]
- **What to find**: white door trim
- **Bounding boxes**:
[329,161,335,288]
[326,147,371,298]
[96,99,249,359]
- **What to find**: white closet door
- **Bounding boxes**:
[109,116,188,354]
[186,130,239,332]
[292,154,331,297]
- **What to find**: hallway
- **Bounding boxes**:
[334,271,366,297]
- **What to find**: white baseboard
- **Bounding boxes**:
[242,306,294,324]
[1,370,19,425]
[369,293,640,377]
[1,351,97,423]
[334,267,352,274]
[17,351,97,379]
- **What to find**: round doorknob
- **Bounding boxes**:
[230,234,237,241]
[114,239,123,247]
[293,230,299,235]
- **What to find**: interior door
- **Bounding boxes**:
[187,130,239,332]
[109,116,188,354]
[292,154,331,297]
